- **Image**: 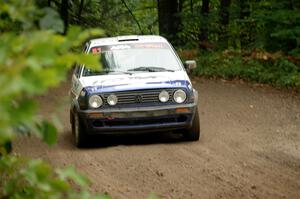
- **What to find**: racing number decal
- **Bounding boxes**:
[92,47,101,54]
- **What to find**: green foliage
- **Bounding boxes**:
[174,0,300,87]
[37,121,57,145]
[61,0,158,35]
[0,155,107,199]
[194,50,300,87]
[0,1,103,145]
[251,0,300,54]
[176,0,300,54]
[39,8,64,33]
[41,0,300,56]
[0,0,107,198]
[178,1,220,48]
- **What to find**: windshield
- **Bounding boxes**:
[82,42,182,76]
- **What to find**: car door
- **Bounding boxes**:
[71,64,82,98]
[71,43,89,99]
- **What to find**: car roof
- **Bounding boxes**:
[89,35,169,47]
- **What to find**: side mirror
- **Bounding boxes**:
[184,60,197,73]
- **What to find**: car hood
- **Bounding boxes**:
[80,71,191,93]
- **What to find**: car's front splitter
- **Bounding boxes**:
[77,104,197,134]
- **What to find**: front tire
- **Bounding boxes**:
[183,108,200,141]
[72,113,87,148]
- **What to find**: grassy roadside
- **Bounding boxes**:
[179,49,300,87]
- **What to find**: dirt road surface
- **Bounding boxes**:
[14,77,300,199]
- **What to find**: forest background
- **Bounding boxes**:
[0,0,299,198]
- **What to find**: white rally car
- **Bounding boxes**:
[70,35,200,147]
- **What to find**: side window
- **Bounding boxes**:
[83,42,89,53]
[74,64,82,78]
[73,43,89,78]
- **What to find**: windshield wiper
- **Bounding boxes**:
[107,70,133,74]
[92,69,133,75]
[127,66,175,72]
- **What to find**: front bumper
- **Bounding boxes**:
[78,103,197,134]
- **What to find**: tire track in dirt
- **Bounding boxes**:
[15,77,300,199]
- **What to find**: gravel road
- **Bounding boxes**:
[15,77,300,199]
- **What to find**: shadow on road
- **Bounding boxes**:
[60,130,189,150]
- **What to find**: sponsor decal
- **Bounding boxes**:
[90,43,169,53]
[110,45,131,50]
[174,81,182,86]
[84,79,190,94]
[134,43,165,49]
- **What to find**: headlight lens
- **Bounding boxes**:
[107,94,118,106]
[88,95,103,108]
[173,89,186,103]
[159,90,169,102]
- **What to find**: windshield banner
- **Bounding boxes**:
[90,42,169,54]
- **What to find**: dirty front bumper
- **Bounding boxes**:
[78,103,197,134]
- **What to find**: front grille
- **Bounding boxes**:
[102,89,176,106]
[92,115,188,127]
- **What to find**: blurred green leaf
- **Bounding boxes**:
[0,1,107,199]
[76,54,102,70]
[38,121,57,145]
[39,8,64,33]
[147,193,159,199]
[57,166,90,187]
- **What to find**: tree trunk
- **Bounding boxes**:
[157,0,180,45]
[179,0,184,12]
[77,0,84,23]
[199,0,210,49]
[240,0,250,18]
[60,0,69,34]
[239,0,250,48]
[48,0,51,7]
[219,0,231,49]
[190,0,193,13]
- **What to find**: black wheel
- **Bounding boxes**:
[183,108,200,141]
[72,113,88,148]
